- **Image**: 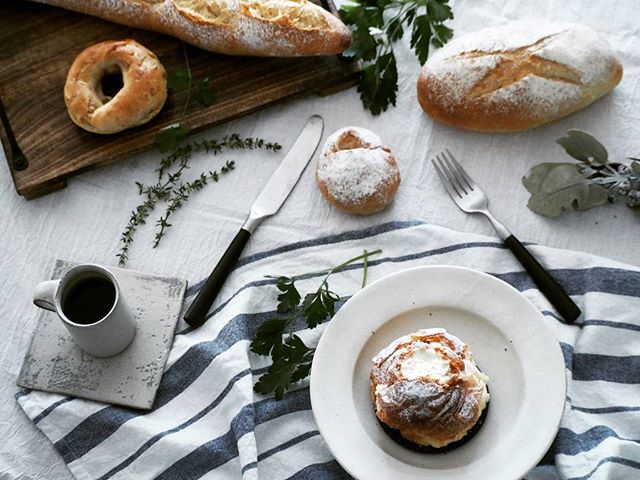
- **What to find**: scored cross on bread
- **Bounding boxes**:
[417,21,623,132]
[458,33,583,100]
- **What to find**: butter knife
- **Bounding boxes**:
[184,115,324,328]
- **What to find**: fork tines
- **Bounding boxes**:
[432,149,475,199]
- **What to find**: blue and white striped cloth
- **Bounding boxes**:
[16,221,640,480]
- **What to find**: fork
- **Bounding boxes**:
[432,149,581,323]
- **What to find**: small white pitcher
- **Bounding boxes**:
[33,264,136,357]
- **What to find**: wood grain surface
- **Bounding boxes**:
[0,1,360,199]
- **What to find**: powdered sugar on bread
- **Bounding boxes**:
[418,21,623,131]
[32,0,351,57]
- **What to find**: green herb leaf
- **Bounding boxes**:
[250,318,290,356]
[556,130,608,165]
[345,17,380,61]
[290,362,312,383]
[410,15,433,65]
[340,0,455,115]
[152,161,235,246]
[431,23,454,48]
[301,287,339,328]
[118,135,280,264]
[275,276,301,313]
[155,123,190,153]
[301,293,325,328]
[427,0,454,22]
[254,335,312,400]
[197,77,216,106]
[167,67,190,91]
[523,163,609,217]
[358,53,398,115]
[386,15,404,42]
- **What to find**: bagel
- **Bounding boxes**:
[64,39,167,134]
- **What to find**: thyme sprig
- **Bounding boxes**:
[153,161,235,247]
[117,135,282,265]
[156,134,280,181]
[252,249,382,399]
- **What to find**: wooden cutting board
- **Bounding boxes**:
[0,1,360,199]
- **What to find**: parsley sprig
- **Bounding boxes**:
[155,44,217,152]
[340,0,454,115]
[251,248,382,399]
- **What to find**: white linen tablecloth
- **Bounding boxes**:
[1,0,639,478]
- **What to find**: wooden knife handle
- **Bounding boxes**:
[184,228,251,328]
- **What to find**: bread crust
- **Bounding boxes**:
[316,127,400,216]
[64,39,167,134]
[31,0,352,57]
[417,22,623,132]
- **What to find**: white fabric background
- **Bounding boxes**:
[1,0,639,478]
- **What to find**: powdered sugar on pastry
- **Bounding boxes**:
[318,148,395,205]
[370,328,490,448]
[316,127,400,215]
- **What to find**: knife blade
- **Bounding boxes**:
[184,115,324,328]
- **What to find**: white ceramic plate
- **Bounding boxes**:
[310,266,566,480]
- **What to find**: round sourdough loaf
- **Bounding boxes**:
[417,21,623,132]
[32,0,351,57]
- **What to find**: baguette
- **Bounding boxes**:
[30,0,352,57]
[417,21,623,132]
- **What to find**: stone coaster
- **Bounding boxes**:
[17,259,187,410]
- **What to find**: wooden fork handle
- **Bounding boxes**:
[504,235,581,323]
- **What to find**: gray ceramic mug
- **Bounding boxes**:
[33,264,136,357]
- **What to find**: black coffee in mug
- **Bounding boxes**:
[62,275,116,325]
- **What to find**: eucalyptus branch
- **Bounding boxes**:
[523,130,640,217]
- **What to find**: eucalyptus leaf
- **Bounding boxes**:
[523,163,609,217]
[556,130,608,165]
